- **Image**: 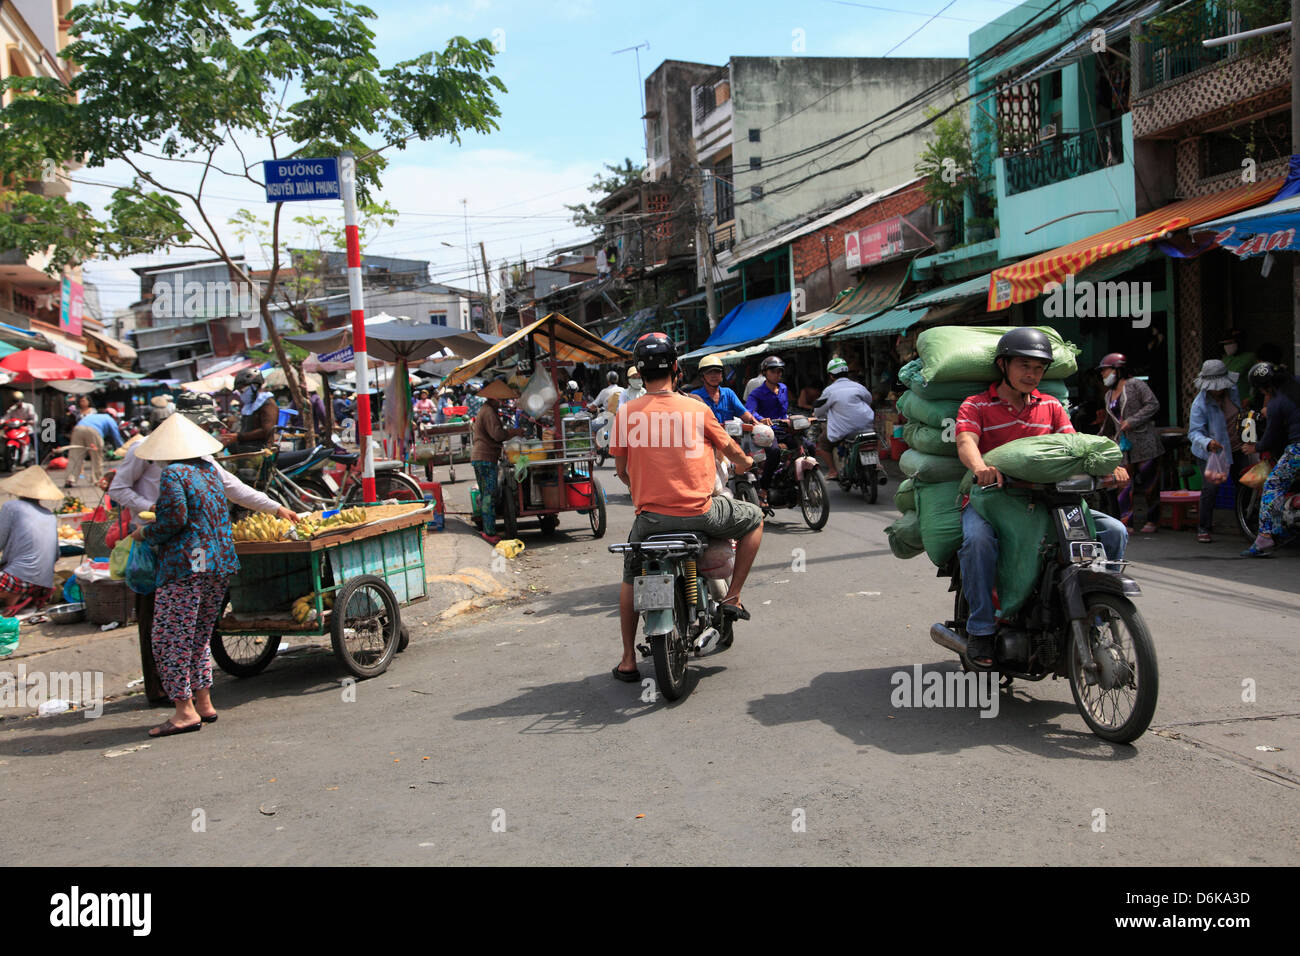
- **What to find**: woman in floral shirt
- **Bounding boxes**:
[131,414,239,738]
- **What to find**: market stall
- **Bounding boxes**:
[444,313,632,538]
[212,502,431,679]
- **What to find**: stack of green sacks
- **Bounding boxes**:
[884,325,1080,567]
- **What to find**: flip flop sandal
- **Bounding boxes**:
[149,719,202,738]
[965,636,995,668]
[199,713,218,723]
[611,666,641,682]
[719,599,751,621]
[1241,544,1275,558]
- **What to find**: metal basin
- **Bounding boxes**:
[45,602,86,625]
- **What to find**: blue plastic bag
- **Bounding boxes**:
[125,541,158,595]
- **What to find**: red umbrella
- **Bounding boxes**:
[0,349,94,383]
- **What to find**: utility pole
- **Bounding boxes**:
[689,135,718,330]
[1293,0,1299,371]
[479,241,501,337]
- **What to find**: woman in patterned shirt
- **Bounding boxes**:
[131,414,240,738]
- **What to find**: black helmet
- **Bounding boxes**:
[1247,361,1286,391]
[233,368,264,391]
[760,355,785,371]
[995,328,1054,364]
[633,331,677,377]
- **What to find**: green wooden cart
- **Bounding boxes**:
[211,505,431,680]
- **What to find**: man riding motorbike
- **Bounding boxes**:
[610,332,764,682]
[954,328,1130,668]
[589,370,625,417]
[813,357,874,480]
[1240,360,1300,557]
[745,355,794,508]
[692,354,758,428]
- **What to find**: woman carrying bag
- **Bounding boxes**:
[130,413,240,738]
[1187,360,1244,543]
[1097,353,1163,532]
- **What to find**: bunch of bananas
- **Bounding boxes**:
[232,513,295,542]
[293,507,368,539]
[291,591,334,625]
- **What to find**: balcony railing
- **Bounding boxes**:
[1004,118,1125,196]
[1138,0,1253,91]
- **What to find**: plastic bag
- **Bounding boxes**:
[0,617,19,657]
[108,538,132,580]
[518,370,558,418]
[899,448,969,483]
[125,541,158,595]
[903,421,959,458]
[1239,460,1271,489]
[968,486,1055,619]
[885,510,925,559]
[895,360,1069,402]
[958,434,1122,489]
[1204,449,1230,485]
[914,479,964,567]
[893,477,916,513]
[896,390,962,429]
[914,325,1079,383]
[700,539,736,579]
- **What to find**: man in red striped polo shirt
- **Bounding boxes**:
[954,328,1130,667]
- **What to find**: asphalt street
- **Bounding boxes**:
[1,465,1297,866]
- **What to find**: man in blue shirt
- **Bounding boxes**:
[65,410,123,488]
[745,355,792,503]
[692,354,758,427]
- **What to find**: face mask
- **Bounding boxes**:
[1223,343,1238,357]
[1102,372,1118,387]
[241,387,256,406]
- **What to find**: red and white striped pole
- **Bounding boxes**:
[340,151,376,503]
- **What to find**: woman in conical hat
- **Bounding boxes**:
[130,413,240,738]
[0,466,63,610]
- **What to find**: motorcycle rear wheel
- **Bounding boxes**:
[864,465,879,504]
[800,469,830,530]
[1067,593,1158,744]
[650,581,691,701]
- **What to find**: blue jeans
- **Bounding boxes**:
[959,505,1128,638]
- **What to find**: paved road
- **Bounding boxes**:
[2,467,1296,865]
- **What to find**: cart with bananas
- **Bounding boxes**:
[212,501,432,680]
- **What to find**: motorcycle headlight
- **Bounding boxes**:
[1055,474,1096,494]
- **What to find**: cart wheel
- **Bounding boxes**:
[398,623,410,653]
[538,514,559,535]
[588,475,607,539]
[499,481,518,539]
[211,632,281,678]
[330,574,401,679]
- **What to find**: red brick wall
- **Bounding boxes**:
[790,181,928,308]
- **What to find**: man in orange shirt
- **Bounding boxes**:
[610,332,764,681]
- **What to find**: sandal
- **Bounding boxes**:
[480,532,501,545]
[611,665,640,682]
[1241,535,1276,558]
[1196,532,1212,543]
[1140,522,1158,534]
[148,719,202,738]
[719,597,751,621]
[965,635,995,669]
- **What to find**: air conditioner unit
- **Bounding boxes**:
[1039,123,1058,140]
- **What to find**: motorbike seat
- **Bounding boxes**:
[276,447,317,469]
[843,429,877,443]
[643,532,709,550]
[329,450,359,465]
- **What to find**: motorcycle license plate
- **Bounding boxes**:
[633,574,676,612]
[858,450,879,466]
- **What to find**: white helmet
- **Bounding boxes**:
[567,380,578,391]
[752,423,775,448]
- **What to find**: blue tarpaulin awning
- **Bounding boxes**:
[600,307,656,349]
[679,292,791,361]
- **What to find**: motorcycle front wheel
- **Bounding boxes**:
[649,580,691,701]
[1067,593,1158,744]
[800,469,830,530]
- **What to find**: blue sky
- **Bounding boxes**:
[82,0,1041,315]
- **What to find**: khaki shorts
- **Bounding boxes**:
[622,495,763,583]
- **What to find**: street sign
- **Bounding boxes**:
[320,345,354,364]
[262,158,341,203]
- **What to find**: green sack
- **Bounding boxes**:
[968,486,1054,619]
[958,434,1122,490]
[914,325,1079,383]
[885,509,924,559]
[0,616,18,657]
[109,538,132,580]
[903,421,958,457]
[896,389,962,429]
[899,448,969,483]
[914,479,965,567]
[893,477,916,513]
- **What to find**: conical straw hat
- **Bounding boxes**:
[132,410,224,461]
[0,465,64,501]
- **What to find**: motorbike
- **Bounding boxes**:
[2,418,33,472]
[929,474,1159,744]
[608,533,737,701]
[811,396,886,503]
[1236,465,1300,545]
[590,407,613,466]
[752,416,829,530]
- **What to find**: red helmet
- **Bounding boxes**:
[1097,352,1127,370]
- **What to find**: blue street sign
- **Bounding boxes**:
[320,346,354,364]
[262,157,340,203]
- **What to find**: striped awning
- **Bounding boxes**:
[988,179,1282,311]
[829,261,911,320]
